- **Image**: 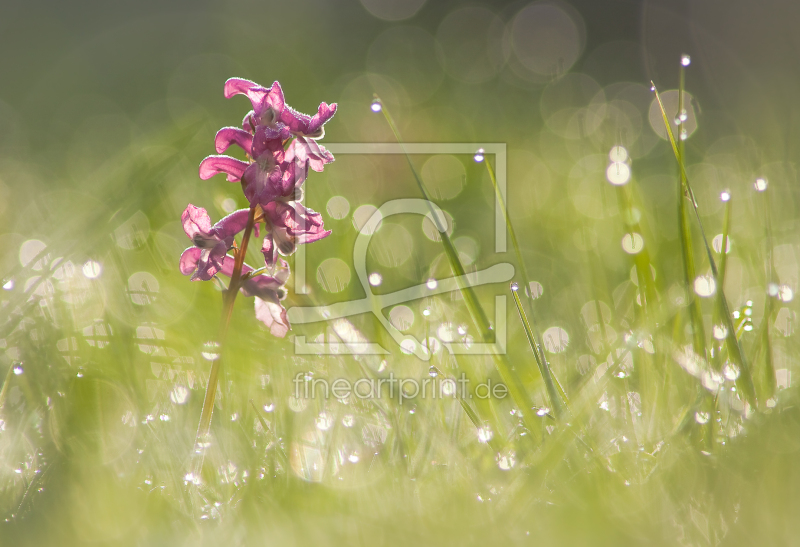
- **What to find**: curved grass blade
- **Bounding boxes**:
[375,96,538,433]
[510,283,567,420]
[652,82,757,406]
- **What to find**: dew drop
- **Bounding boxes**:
[82,260,102,279]
[263,403,275,412]
[712,325,728,340]
[348,453,360,463]
[768,283,780,297]
[426,278,438,290]
[609,145,628,163]
[170,385,189,404]
[681,54,691,67]
[477,424,493,443]
[693,275,716,297]
[342,414,354,427]
[473,148,485,163]
[536,407,549,417]
[316,411,333,431]
[510,282,519,292]
[368,272,383,286]
[12,364,23,375]
[754,177,768,192]
[202,341,221,361]
[723,362,740,381]
[428,366,438,378]
[496,450,516,470]
[694,411,710,424]
[621,233,644,254]
[370,100,382,113]
[720,190,731,202]
[606,161,631,185]
[2,279,13,290]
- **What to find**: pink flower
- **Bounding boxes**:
[219,255,291,337]
[224,77,337,138]
[178,205,249,281]
[241,125,303,204]
[225,78,286,128]
[260,201,331,269]
[285,137,334,173]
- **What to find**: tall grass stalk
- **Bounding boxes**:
[374,96,538,435]
[652,82,757,406]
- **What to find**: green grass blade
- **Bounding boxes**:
[652,82,757,406]
[510,284,566,419]
[375,97,538,432]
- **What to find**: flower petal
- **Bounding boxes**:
[214,127,253,155]
[199,155,249,182]
[181,204,213,239]
[179,247,202,275]
[279,101,337,138]
[254,82,286,126]
[254,297,290,338]
[224,77,270,105]
[281,202,331,242]
[219,254,254,279]
[261,234,278,269]
[212,208,250,239]
[251,125,290,161]
[286,137,335,173]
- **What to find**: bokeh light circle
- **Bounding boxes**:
[436,7,507,83]
[511,2,584,77]
[359,0,426,21]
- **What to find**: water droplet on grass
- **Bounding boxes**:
[694,275,716,297]
[606,161,631,185]
[723,363,740,380]
[621,233,644,254]
[202,341,221,361]
[496,450,516,470]
[82,260,102,279]
[477,425,493,443]
[316,412,333,430]
[170,385,189,404]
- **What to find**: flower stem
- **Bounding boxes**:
[192,204,257,474]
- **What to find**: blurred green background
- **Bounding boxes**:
[1,0,800,545]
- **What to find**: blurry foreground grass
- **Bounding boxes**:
[2,75,800,547]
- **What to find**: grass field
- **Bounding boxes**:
[2,1,800,545]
